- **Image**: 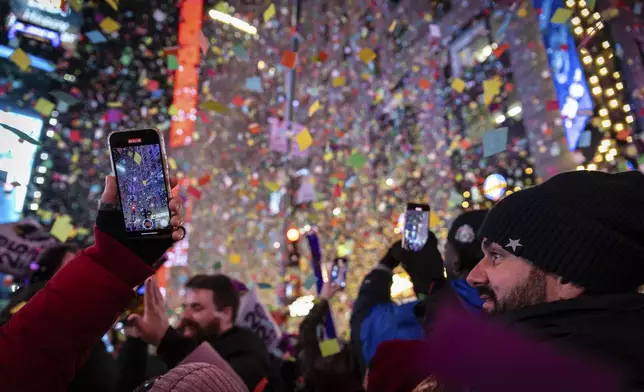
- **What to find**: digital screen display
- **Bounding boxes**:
[112,144,170,233]
[0,110,43,224]
[402,205,430,252]
[331,257,348,288]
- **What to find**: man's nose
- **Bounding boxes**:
[466,261,488,287]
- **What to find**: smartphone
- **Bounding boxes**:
[331,257,348,288]
[108,128,173,239]
[402,203,430,252]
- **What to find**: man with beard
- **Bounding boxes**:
[466,170,644,389]
[127,275,273,391]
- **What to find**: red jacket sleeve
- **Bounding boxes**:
[0,228,154,392]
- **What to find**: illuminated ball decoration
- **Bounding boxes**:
[483,174,508,201]
[286,228,300,242]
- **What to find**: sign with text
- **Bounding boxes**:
[236,286,282,350]
[0,220,57,277]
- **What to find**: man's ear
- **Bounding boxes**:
[222,306,234,323]
[557,277,585,300]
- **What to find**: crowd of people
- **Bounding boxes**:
[1,168,644,392]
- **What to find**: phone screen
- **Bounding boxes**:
[136,283,145,296]
[402,203,430,252]
[331,257,348,288]
[109,129,172,238]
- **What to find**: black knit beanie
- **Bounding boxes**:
[447,210,488,272]
[479,170,644,294]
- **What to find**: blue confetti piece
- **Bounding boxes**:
[86,30,107,43]
[245,76,263,92]
[257,282,273,289]
[303,274,318,290]
[577,130,592,148]
[483,127,509,158]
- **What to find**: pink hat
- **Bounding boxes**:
[148,363,248,392]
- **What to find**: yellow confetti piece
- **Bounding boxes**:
[133,152,142,165]
[358,47,377,63]
[323,152,334,162]
[9,301,27,315]
[35,98,55,117]
[265,181,280,192]
[51,216,74,242]
[429,210,441,229]
[332,76,346,87]
[168,104,178,116]
[451,78,466,93]
[517,7,527,17]
[295,128,313,152]
[263,3,276,22]
[319,339,341,357]
[168,157,178,170]
[10,48,30,71]
[550,8,573,24]
[483,76,502,106]
[308,100,321,117]
[313,201,326,211]
[100,17,121,34]
[106,0,119,10]
[201,100,229,113]
[231,253,241,264]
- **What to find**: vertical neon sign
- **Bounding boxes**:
[534,0,594,151]
[169,0,203,148]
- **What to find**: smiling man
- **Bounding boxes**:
[467,170,644,389]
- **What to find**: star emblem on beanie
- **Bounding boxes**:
[505,238,522,253]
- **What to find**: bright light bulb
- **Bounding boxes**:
[462,201,470,208]
[592,86,602,95]
[596,57,605,65]
[286,228,300,242]
[609,99,618,108]
[599,108,608,117]
[507,105,522,117]
[599,67,608,76]
[626,115,634,123]
[495,114,506,124]
[583,56,592,64]
[602,41,610,49]
[589,76,599,84]
[623,104,631,112]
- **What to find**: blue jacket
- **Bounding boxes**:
[350,270,483,375]
[349,268,423,374]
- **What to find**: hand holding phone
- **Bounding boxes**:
[402,203,430,252]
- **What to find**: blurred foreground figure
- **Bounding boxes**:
[0,243,119,392]
[467,171,644,389]
[366,304,621,392]
[0,175,184,392]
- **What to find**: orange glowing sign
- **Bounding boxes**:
[169,0,203,148]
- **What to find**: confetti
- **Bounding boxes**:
[347,152,367,169]
[550,8,573,24]
[231,253,241,265]
[100,17,121,34]
[281,50,297,68]
[295,128,313,152]
[51,216,74,242]
[9,48,30,71]
[451,78,466,93]
[35,98,56,117]
[319,339,342,357]
[358,47,377,63]
[263,3,276,22]
[483,127,509,158]
[308,100,321,117]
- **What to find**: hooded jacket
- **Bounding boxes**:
[1,282,118,392]
[157,325,273,391]
[0,228,154,392]
[504,293,644,390]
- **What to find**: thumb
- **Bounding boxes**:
[101,175,119,204]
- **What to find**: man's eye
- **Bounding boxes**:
[489,252,502,264]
